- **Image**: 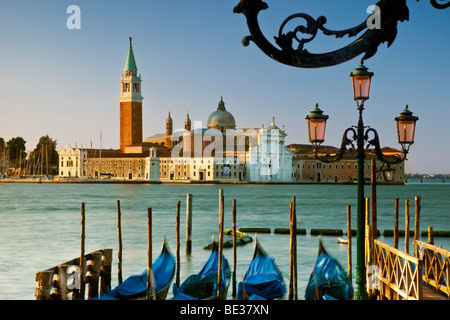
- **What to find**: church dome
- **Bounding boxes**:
[206,97,236,131]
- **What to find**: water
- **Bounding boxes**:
[0,180,449,300]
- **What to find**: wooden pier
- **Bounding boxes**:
[366,197,450,300]
[35,248,112,300]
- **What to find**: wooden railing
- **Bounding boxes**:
[372,239,423,300]
[35,248,113,300]
[415,240,450,298]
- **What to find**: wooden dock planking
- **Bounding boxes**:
[423,286,448,300]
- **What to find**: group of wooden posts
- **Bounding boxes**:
[35,188,301,300]
[118,189,301,300]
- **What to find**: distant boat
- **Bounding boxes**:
[172,241,230,300]
[237,237,287,300]
[305,238,354,300]
[337,237,348,245]
[97,238,175,300]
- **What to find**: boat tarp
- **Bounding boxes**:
[305,252,354,300]
[172,248,229,299]
[102,246,175,299]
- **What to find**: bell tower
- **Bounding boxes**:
[120,37,143,152]
[165,111,173,149]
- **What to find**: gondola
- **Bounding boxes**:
[237,237,287,300]
[305,238,354,300]
[171,240,231,300]
[97,237,176,300]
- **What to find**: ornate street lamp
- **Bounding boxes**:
[305,64,418,299]
[233,0,432,300]
[305,104,328,150]
[395,105,419,153]
[382,164,396,182]
[350,64,374,102]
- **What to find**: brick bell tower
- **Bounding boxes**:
[120,37,143,152]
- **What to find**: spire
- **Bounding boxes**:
[125,37,137,71]
[185,112,191,131]
[217,96,226,111]
[166,111,172,123]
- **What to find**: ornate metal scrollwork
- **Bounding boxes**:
[312,101,410,166]
[313,125,408,166]
[364,128,407,164]
[234,0,448,68]
[313,128,356,163]
[431,0,450,9]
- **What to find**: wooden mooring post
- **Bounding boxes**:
[428,227,434,245]
[414,196,421,257]
[371,159,377,241]
[146,207,156,300]
[72,202,86,299]
[405,199,410,254]
[289,196,298,300]
[176,200,181,287]
[347,205,352,279]
[394,198,399,249]
[232,198,237,298]
[217,189,225,300]
[186,193,192,254]
[117,200,123,285]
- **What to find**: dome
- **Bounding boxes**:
[206,97,236,131]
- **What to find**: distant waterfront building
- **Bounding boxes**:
[288,144,405,184]
[59,146,87,178]
[145,147,160,182]
[84,149,147,180]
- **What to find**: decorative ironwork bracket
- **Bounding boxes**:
[313,126,409,165]
[233,0,448,68]
[313,122,410,169]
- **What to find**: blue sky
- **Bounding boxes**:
[0,1,449,173]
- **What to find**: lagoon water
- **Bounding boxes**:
[0,180,449,300]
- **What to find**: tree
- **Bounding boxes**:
[6,137,27,168]
[32,135,59,175]
[0,138,5,158]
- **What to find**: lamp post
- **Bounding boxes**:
[305,63,418,299]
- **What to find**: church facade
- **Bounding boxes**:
[147,97,294,182]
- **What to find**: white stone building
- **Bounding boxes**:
[247,118,294,182]
[58,146,87,178]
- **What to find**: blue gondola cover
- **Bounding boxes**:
[237,241,287,300]
[305,249,354,300]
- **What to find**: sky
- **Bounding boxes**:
[0,0,449,174]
